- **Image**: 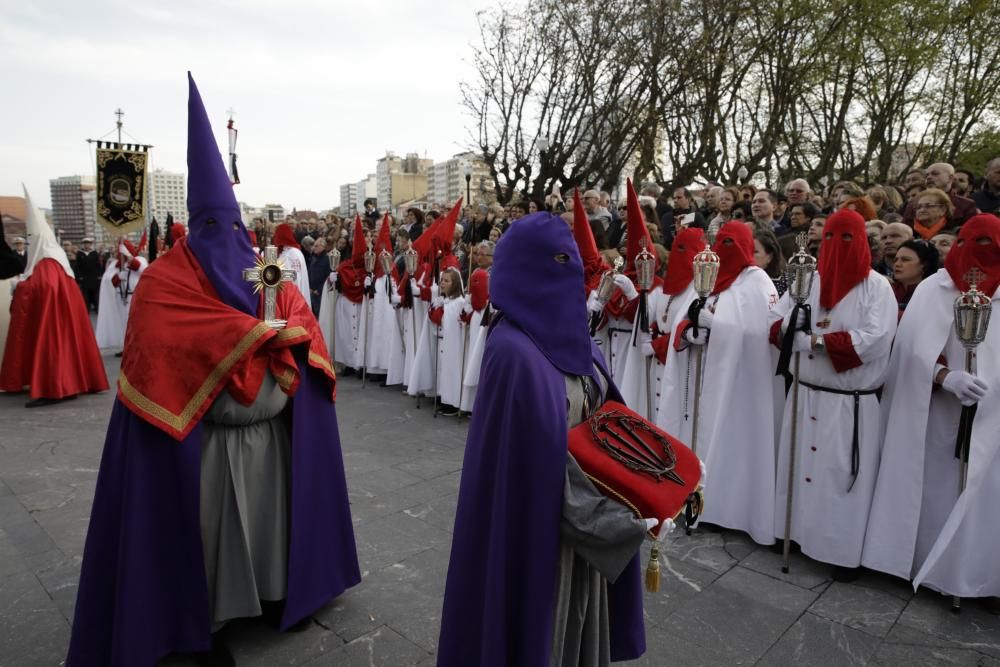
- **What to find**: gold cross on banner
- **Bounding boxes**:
[242,245,297,329]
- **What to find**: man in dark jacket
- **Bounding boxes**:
[74,237,104,311]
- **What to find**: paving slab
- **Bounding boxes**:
[658,566,818,663]
[759,611,881,666]
[809,581,908,638]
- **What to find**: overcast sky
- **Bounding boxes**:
[0,0,503,211]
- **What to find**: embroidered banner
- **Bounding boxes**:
[96,144,149,235]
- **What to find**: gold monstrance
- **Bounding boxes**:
[242,245,297,329]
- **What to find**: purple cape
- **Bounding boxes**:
[436,318,646,666]
[65,359,360,667]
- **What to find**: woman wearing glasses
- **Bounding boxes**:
[912,188,956,239]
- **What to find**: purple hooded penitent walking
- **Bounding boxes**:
[65,73,360,667]
[437,212,646,666]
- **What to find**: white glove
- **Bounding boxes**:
[781,308,808,334]
[697,307,714,329]
[410,278,419,292]
[364,275,372,288]
[326,272,338,291]
[613,274,639,301]
[792,332,811,352]
[462,294,473,314]
[637,329,653,357]
[942,370,989,406]
[431,296,444,308]
[586,291,604,314]
[684,327,708,346]
[390,290,401,305]
[643,518,676,543]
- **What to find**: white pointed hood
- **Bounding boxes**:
[22,186,74,279]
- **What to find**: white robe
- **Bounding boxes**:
[604,310,633,387]
[407,286,439,397]
[393,294,423,389]
[0,278,14,357]
[95,257,145,350]
[436,298,468,408]
[460,307,489,413]
[657,267,779,545]
[862,270,977,581]
[619,287,687,422]
[771,272,897,567]
[333,290,367,369]
[317,276,337,359]
[278,247,310,306]
[867,271,1000,597]
[366,275,399,375]
[385,287,408,387]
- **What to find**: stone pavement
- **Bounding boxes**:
[1,355,999,666]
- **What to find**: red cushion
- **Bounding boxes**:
[568,400,701,538]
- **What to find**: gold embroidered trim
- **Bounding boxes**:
[275,367,296,391]
[308,351,335,377]
[275,326,308,342]
[118,322,272,433]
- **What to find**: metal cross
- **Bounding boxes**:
[242,245,297,328]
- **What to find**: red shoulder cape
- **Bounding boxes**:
[117,240,335,441]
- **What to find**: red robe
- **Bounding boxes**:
[0,259,109,399]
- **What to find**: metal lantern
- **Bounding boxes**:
[379,249,393,276]
[403,247,419,275]
[596,256,626,302]
[692,247,720,299]
[635,238,656,291]
[786,232,817,305]
[327,247,341,271]
[954,268,992,349]
[363,240,376,274]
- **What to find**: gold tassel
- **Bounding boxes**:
[645,544,661,593]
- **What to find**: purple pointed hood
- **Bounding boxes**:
[185,72,257,315]
[490,211,592,376]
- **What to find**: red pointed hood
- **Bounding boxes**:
[469,267,490,311]
[625,178,655,275]
[818,209,871,309]
[945,213,1000,296]
[433,199,464,260]
[573,189,609,291]
[273,223,300,251]
[663,226,707,296]
[170,223,187,243]
[374,213,394,279]
[711,222,754,295]
[412,218,440,266]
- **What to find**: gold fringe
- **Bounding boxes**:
[645,544,661,593]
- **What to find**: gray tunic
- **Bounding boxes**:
[200,372,291,628]
[551,370,648,667]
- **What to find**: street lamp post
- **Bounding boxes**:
[535,136,550,196]
[463,162,472,207]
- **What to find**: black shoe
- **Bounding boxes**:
[437,404,459,417]
[25,395,76,408]
[193,635,234,667]
[832,566,862,583]
[114,351,123,358]
[341,367,356,377]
